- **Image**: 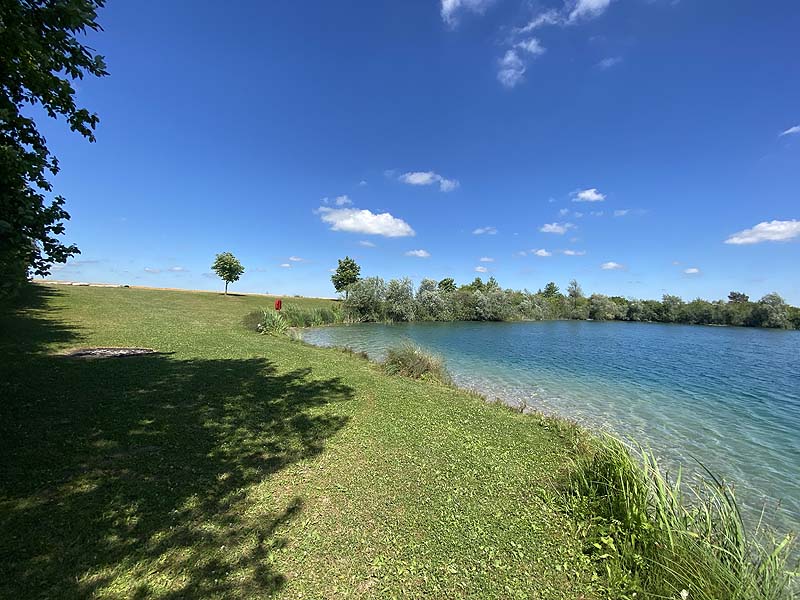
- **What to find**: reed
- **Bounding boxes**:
[562,434,797,599]
[383,343,452,384]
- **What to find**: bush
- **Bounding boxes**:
[474,289,513,321]
[343,277,386,322]
[563,435,796,599]
[383,344,451,384]
[257,310,288,335]
[385,277,415,322]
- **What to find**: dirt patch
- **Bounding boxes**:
[62,347,158,359]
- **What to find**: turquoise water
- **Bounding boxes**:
[304,320,800,533]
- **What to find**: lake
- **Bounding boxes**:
[303,320,800,533]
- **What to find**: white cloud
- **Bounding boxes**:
[533,248,552,257]
[358,180,368,186]
[359,240,376,247]
[288,256,304,262]
[475,265,489,273]
[779,125,800,137]
[405,249,431,258]
[497,49,526,88]
[573,211,584,218]
[563,249,586,256]
[613,209,629,217]
[168,266,187,272]
[479,256,494,262]
[601,261,624,270]
[573,188,606,202]
[684,267,700,275]
[516,9,561,33]
[441,0,494,26]
[279,263,291,268]
[439,177,459,192]
[399,170,459,192]
[399,171,437,185]
[724,220,800,245]
[334,195,352,206]
[597,56,622,69]
[559,207,570,216]
[144,267,161,274]
[473,226,498,235]
[540,222,575,234]
[318,206,415,237]
[568,0,613,23]
[516,37,545,56]
[497,39,545,88]
[590,210,604,217]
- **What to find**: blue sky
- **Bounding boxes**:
[41,0,800,302]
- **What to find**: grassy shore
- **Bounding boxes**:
[1,285,599,598]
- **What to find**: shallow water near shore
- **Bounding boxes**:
[304,320,800,534]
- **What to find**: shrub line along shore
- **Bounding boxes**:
[1,284,796,599]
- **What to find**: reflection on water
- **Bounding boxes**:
[304,320,800,533]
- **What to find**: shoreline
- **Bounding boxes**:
[297,321,800,534]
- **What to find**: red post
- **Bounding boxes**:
[274,299,282,311]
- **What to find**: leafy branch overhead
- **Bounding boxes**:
[0,0,108,292]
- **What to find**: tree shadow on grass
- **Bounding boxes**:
[0,288,353,598]
[0,284,83,354]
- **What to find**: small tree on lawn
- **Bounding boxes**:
[331,256,360,298]
[212,252,244,295]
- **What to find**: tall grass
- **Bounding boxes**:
[383,343,452,384]
[562,434,797,599]
[256,310,288,335]
[281,304,343,327]
[246,304,343,333]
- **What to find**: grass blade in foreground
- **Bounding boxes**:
[562,434,797,599]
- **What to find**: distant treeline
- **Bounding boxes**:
[341,276,800,329]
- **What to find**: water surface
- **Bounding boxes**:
[304,320,800,532]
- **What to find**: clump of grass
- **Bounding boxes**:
[335,346,370,360]
[256,310,288,335]
[562,434,797,599]
[383,343,451,384]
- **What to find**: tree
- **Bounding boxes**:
[1,0,108,294]
[751,293,789,329]
[485,276,500,291]
[661,294,684,323]
[331,256,360,298]
[464,277,485,292]
[541,282,560,299]
[589,294,619,321]
[728,291,749,304]
[417,278,449,321]
[567,279,583,299]
[342,277,386,322]
[211,252,244,295]
[385,278,415,322]
[437,277,456,293]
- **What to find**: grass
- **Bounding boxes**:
[0,284,598,599]
[383,343,452,385]
[562,436,797,600]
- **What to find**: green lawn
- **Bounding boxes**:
[1,284,596,599]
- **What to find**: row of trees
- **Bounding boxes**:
[334,267,800,330]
